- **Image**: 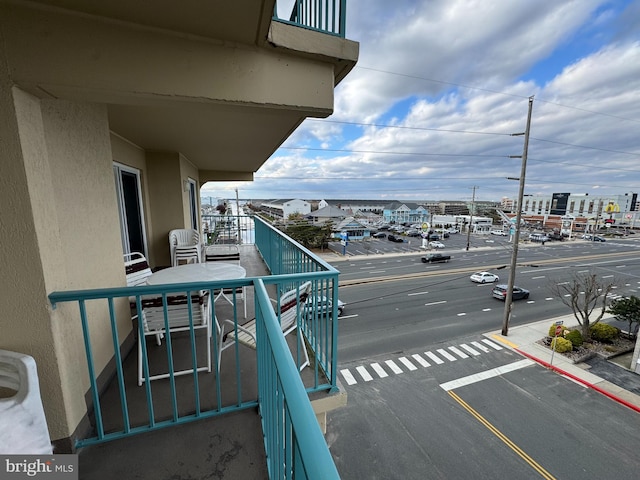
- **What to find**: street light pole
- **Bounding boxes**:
[501,96,534,336]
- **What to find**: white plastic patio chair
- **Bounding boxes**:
[137,292,212,386]
[124,252,166,343]
[204,244,247,318]
[218,281,312,372]
[169,229,202,266]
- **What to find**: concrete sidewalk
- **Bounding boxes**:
[486,315,640,413]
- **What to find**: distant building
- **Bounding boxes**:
[307,205,348,225]
[318,199,387,214]
[260,199,311,219]
[513,192,638,226]
[333,216,371,240]
[383,202,434,224]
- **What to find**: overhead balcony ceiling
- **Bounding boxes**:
[2,1,359,181]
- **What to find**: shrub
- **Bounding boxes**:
[589,323,620,343]
[564,329,583,348]
[548,324,569,337]
[550,337,573,353]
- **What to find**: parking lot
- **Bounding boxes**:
[326,231,489,256]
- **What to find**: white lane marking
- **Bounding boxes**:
[457,312,467,316]
[339,314,359,319]
[408,291,429,296]
[356,366,373,382]
[385,359,403,374]
[340,369,357,385]
[425,300,447,306]
[482,308,492,311]
[437,348,457,361]
[460,344,480,356]
[521,267,564,274]
[399,357,418,371]
[531,276,545,280]
[368,270,386,274]
[448,346,469,359]
[412,354,431,367]
[481,339,503,350]
[425,351,445,364]
[440,359,535,391]
[545,298,554,301]
[371,362,388,378]
[471,341,491,353]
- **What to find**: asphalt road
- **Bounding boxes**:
[327,238,640,479]
[328,337,640,480]
[335,239,640,363]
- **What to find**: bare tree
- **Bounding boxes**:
[549,272,616,340]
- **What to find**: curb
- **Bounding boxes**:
[514,347,640,414]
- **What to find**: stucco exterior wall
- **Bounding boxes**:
[0,85,132,443]
[146,151,186,267]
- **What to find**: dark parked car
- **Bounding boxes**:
[428,233,440,241]
[421,253,451,263]
[387,234,404,243]
[492,284,530,300]
[372,232,386,238]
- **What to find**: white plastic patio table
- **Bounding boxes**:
[145,262,246,285]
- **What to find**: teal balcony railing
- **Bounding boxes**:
[274,0,347,38]
[48,218,340,479]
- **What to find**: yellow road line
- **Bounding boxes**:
[448,390,556,480]
[490,334,520,349]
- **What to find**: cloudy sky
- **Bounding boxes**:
[201,0,640,204]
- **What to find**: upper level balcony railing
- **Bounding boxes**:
[274,0,347,38]
[48,216,341,478]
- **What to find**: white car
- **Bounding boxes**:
[429,241,445,249]
[490,230,508,236]
[470,271,500,283]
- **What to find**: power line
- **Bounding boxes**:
[355,65,640,124]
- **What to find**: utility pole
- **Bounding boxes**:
[465,186,477,251]
[501,96,534,336]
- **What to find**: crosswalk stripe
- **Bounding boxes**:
[340,369,357,385]
[482,339,503,350]
[471,341,491,352]
[412,353,431,367]
[371,362,388,378]
[437,348,457,361]
[460,343,480,356]
[341,338,505,387]
[448,346,469,359]
[425,351,445,364]
[385,359,403,374]
[399,356,418,371]
[356,365,373,382]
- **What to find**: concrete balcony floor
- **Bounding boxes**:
[78,245,335,480]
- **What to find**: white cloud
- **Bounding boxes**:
[204,0,640,201]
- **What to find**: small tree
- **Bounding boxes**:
[607,296,640,339]
[549,272,616,340]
